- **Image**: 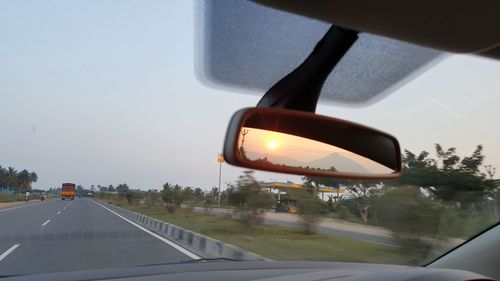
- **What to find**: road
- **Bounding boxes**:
[0,199,194,276]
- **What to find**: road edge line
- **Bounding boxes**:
[0,202,43,213]
[92,200,200,260]
[0,244,20,262]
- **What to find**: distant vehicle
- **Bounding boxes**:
[61,183,76,200]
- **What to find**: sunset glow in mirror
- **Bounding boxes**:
[239,127,393,174]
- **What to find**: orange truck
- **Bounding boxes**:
[61,183,76,200]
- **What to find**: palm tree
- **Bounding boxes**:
[6,167,18,191]
[0,165,7,188]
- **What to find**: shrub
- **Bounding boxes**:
[372,187,442,258]
[291,189,324,234]
[233,171,275,228]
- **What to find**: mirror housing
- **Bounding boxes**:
[223,108,401,179]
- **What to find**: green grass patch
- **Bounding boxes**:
[0,193,21,203]
[112,200,422,265]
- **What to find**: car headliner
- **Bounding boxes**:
[194,0,444,107]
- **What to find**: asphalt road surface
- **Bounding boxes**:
[0,199,193,276]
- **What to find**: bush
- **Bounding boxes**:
[0,193,18,203]
[292,189,324,234]
[203,194,215,215]
[439,208,497,239]
[233,171,275,228]
[161,184,185,213]
[237,189,275,228]
[372,187,442,258]
[327,204,363,223]
[124,192,135,205]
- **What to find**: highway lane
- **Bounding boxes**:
[0,198,193,276]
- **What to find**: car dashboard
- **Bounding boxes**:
[2,261,494,281]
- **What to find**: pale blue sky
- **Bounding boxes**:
[1,0,500,190]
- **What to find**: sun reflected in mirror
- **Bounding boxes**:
[266,141,280,151]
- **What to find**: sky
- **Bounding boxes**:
[1,0,500,191]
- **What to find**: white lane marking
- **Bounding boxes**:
[63,207,67,210]
[57,211,61,215]
[92,200,200,260]
[0,244,20,262]
[41,219,51,226]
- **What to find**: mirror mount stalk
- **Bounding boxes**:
[256,25,358,113]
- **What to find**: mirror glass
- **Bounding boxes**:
[238,127,393,174]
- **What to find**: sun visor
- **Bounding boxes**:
[194,0,444,107]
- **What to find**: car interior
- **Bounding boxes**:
[2,0,500,280]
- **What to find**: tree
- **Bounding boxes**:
[182,186,195,202]
[116,183,130,194]
[0,166,37,193]
[232,171,275,228]
[76,185,85,196]
[397,144,496,207]
[6,167,18,191]
[29,172,38,188]
[460,145,484,174]
[0,166,6,188]
[17,169,31,194]
[435,144,459,171]
[344,181,384,222]
[161,182,184,213]
[124,191,138,205]
[372,187,443,261]
[182,186,196,215]
[193,187,204,202]
[303,174,382,222]
[290,188,324,234]
[203,193,216,214]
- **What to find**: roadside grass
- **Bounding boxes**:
[0,193,21,203]
[110,200,422,265]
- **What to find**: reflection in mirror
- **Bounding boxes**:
[223,108,401,178]
[238,127,393,175]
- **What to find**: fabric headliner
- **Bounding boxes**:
[195,0,443,106]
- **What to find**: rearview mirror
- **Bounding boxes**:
[223,108,401,179]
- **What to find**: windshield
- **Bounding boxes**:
[0,0,499,277]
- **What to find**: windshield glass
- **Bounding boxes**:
[0,0,499,276]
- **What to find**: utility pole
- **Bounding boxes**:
[217,153,224,206]
[240,129,249,149]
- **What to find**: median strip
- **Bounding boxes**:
[0,244,20,262]
[41,219,50,226]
